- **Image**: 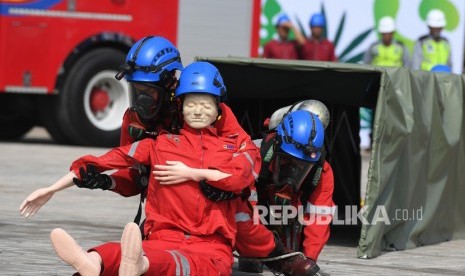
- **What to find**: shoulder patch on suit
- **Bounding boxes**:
[223,144,235,150]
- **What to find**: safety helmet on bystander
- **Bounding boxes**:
[309,13,326,28]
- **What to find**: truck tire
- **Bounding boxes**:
[0,94,35,140]
[38,96,74,145]
[58,48,130,147]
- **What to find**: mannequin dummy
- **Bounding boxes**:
[20,92,253,276]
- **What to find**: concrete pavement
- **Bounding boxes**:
[1,128,464,275]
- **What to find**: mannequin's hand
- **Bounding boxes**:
[19,187,54,218]
[153,161,192,185]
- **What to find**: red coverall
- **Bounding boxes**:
[70,125,259,275]
[263,40,299,59]
[215,106,276,258]
[261,133,335,261]
[302,161,335,260]
[299,38,337,62]
[108,103,277,259]
[110,104,257,196]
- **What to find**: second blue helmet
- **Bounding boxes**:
[276,14,291,27]
[309,13,326,27]
[120,36,183,83]
[276,110,325,162]
[175,62,226,98]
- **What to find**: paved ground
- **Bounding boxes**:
[1,128,465,275]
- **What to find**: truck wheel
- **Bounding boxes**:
[38,96,74,144]
[0,94,35,140]
[59,48,130,147]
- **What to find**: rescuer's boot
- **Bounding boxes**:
[263,233,320,276]
[238,258,264,273]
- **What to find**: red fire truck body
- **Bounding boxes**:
[1,0,259,146]
[0,0,179,146]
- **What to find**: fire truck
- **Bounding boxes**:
[0,0,259,146]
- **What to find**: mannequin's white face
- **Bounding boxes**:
[183,94,218,129]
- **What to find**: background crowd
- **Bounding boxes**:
[263,10,453,72]
[263,9,454,150]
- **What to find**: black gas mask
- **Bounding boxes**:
[272,152,314,193]
[129,82,167,123]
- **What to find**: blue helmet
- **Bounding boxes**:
[276,110,324,162]
[276,14,290,27]
[175,62,226,98]
[116,36,183,83]
[431,64,452,74]
[309,13,326,27]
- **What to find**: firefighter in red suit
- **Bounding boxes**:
[73,36,318,275]
[67,36,255,216]
[19,60,318,275]
[257,109,335,263]
[262,14,305,60]
[299,13,337,62]
[19,62,260,275]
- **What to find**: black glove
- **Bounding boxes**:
[73,164,112,190]
[199,180,239,202]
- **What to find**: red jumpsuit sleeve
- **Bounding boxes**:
[103,109,143,197]
[209,103,261,193]
[109,168,142,197]
[207,143,261,193]
[70,139,153,177]
[302,161,335,261]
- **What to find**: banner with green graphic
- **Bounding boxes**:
[260,0,464,73]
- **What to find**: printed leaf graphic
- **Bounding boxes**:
[295,16,309,38]
[320,4,328,38]
[345,51,366,64]
[338,28,373,60]
[333,12,346,48]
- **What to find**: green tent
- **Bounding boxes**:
[196,56,465,258]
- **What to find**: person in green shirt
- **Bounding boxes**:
[411,9,452,71]
[362,16,409,151]
[363,16,409,67]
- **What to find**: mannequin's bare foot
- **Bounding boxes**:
[50,228,100,276]
[119,222,144,276]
